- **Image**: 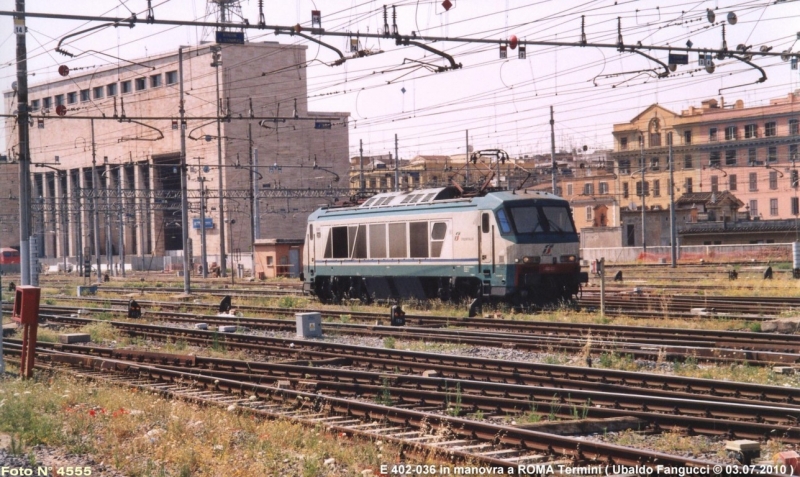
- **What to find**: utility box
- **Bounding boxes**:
[296,312,322,338]
[12,286,41,325]
[77,286,97,297]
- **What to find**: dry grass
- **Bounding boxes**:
[401,340,472,354]
[607,428,720,454]
[0,370,414,476]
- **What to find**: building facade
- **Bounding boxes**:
[608,92,800,247]
[3,42,349,268]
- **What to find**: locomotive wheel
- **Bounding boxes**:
[358,278,372,304]
[330,277,346,304]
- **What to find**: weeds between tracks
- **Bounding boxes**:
[0,369,411,476]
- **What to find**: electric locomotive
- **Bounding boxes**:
[302,185,587,307]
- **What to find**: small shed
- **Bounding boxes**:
[253,238,304,279]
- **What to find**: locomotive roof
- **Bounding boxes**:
[309,188,567,222]
[357,186,562,208]
[358,187,458,208]
[313,186,564,217]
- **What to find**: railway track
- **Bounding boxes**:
[14,313,800,399]
[48,293,778,322]
[578,292,797,317]
[0,342,790,474]
[26,301,800,365]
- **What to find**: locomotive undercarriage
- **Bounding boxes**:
[310,273,581,307]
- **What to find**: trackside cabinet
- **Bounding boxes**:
[12,286,41,379]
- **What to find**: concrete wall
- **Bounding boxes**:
[580,227,623,248]
[582,243,791,264]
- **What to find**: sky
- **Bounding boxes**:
[2,0,800,161]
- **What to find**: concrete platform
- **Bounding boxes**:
[761,317,800,333]
[514,416,645,435]
[2,322,18,337]
[58,333,91,344]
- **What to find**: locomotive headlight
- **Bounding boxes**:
[560,254,577,263]
[521,256,541,264]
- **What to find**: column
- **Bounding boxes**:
[78,168,88,259]
[66,170,75,257]
[42,173,55,258]
[54,172,65,258]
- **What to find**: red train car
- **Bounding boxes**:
[0,248,20,265]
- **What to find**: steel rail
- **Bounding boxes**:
[11,318,800,404]
[1,343,785,473]
[33,300,800,354]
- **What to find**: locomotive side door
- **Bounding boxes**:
[479,212,494,277]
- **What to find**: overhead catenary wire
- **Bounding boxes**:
[3,0,799,162]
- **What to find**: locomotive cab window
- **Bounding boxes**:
[541,206,575,233]
[508,206,543,233]
[496,209,512,234]
[507,203,576,234]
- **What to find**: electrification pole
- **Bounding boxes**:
[669,132,676,267]
[253,148,259,239]
[465,130,470,187]
[394,134,399,192]
[200,169,208,278]
[91,120,101,283]
[359,140,364,192]
[104,165,112,276]
[178,45,191,294]
[248,124,256,279]
[640,134,646,255]
[550,106,557,195]
[212,45,226,277]
[118,166,125,277]
[15,0,31,285]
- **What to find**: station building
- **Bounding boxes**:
[3,42,349,270]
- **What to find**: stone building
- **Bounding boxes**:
[612,94,800,219]
[600,92,800,247]
[3,42,349,269]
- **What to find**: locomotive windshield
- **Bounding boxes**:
[505,204,575,234]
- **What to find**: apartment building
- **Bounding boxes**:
[609,92,800,246]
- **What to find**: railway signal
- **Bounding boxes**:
[390,305,405,326]
[219,295,232,314]
[128,299,142,318]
